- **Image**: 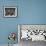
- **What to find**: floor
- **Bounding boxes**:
[0,44,18,46]
[19,39,46,46]
[0,40,46,46]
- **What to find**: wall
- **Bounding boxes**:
[0,0,46,44]
[0,0,18,44]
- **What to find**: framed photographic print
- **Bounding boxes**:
[4,6,17,17]
[18,24,46,42]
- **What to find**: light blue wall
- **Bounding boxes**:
[0,0,18,44]
[0,0,46,44]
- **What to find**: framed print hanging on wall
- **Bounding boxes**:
[4,6,17,17]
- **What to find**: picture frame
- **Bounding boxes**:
[4,6,17,17]
[18,24,46,42]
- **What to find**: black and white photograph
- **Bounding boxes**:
[18,25,46,46]
[4,6,17,17]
